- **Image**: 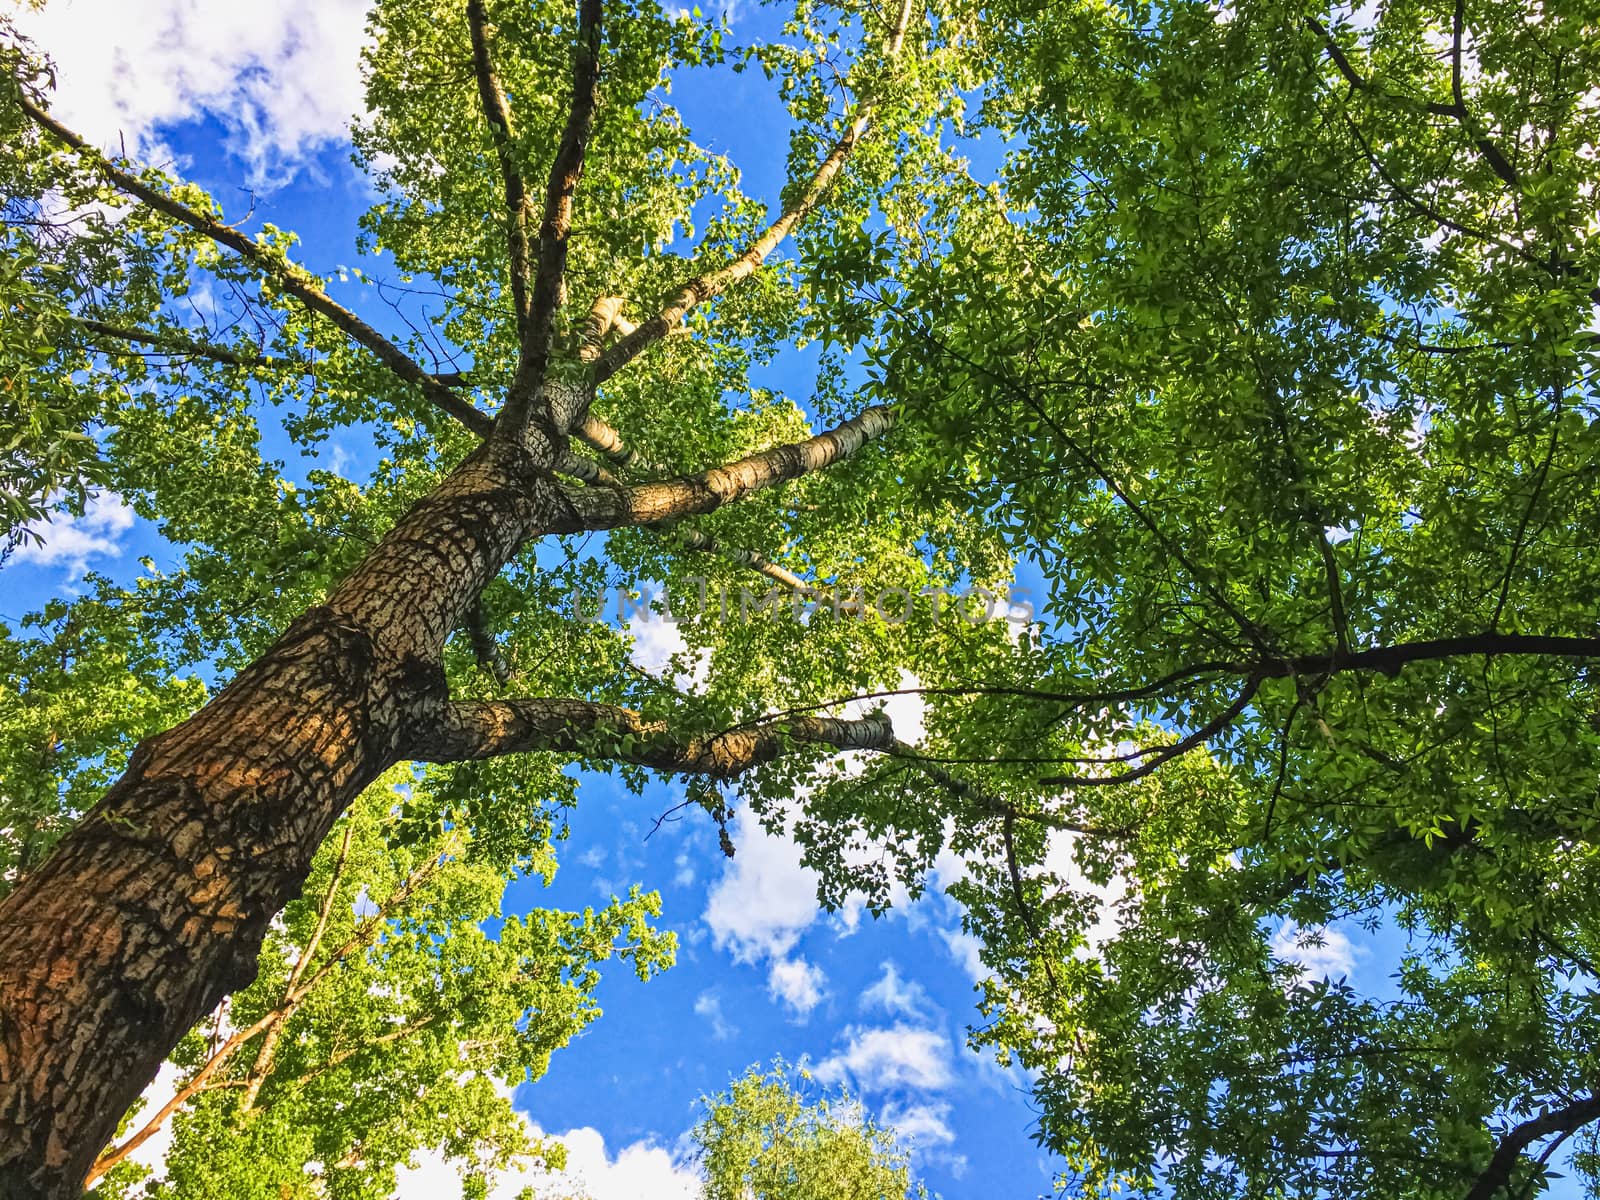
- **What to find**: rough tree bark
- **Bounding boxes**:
[0,438,564,1195]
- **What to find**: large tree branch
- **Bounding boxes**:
[1464,1095,1600,1200]
[408,697,892,778]
[466,0,536,333]
[590,0,917,385]
[18,97,495,438]
[575,413,675,478]
[500,0,604,435]
[552,403,897,532]
[1262,633,1600,679]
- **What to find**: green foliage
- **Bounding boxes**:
[694,1062,926,1200]
[92,774,672,1200]
[856,0,1600,1195]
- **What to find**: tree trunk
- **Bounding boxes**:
[0,436,560,1198]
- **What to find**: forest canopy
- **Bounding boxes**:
[2,0,1599,1197]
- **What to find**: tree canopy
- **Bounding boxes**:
[2,0,1599,1197]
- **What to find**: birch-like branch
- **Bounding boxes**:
[555,450,621,487]
[552,403,897,533]
[409,698,892,778]
[239,823,356,1111]
[18,97,495,437]
[667,525,861,613]
[590,0,917,385]
[575,413,675,478]
[501,0,604,434]
[669,526,814,595]
[578,295,626,364]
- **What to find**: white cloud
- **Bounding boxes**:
[527,1127,700,1200]
[704,806,820,964]
[693,990,737,1041]
[11,491,134,578]
[940,927,987,984]
[626,604,708,690]
[13,0,371,185]
[1270,919,1359,983]
[767,956,826,1017]
[813,1024,954,1094]
[702,807,834,1020]
[879,1100,955,1148]
[672,849,696,888]
[395,1118,699,1200]
[859,962,929,1019]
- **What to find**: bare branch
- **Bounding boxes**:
[18,96,494,438]
[408,697,893,778]
[76,316,473,386]
[1307,14,1520,190]
[75,317,259,369]
[85,1006,280,1184]
[1037,680,1262,788]
[883,740,1119,836]
[552,404,897,533]
[283,1014,441,1090]
[1446,0,1520,188]
[591,0,917,385]
[1304,17,1457,117]
[667,524,861,609]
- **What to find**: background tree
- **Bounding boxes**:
[838,0,1600,1196]
[694,1061,926,1200]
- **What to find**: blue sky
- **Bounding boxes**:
[2,3,1415,1197]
